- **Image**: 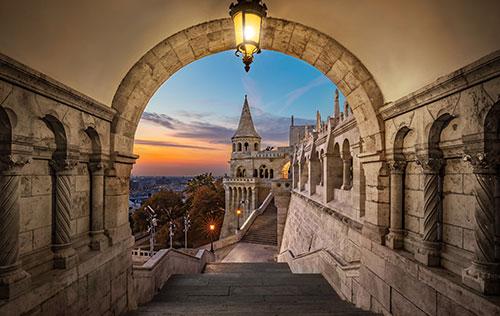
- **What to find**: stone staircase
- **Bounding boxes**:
[241,199,278,246]
[129,262,375,315]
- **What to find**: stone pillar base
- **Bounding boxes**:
[462,262,500,295]
[385,229,404,249]
[415,241,441,266]
[53,244,77,269]
[0,266,31,300]
[90,231,108,251]
[362,222,388,245]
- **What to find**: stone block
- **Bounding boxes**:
[20,195,51,231]
[384,261,436,315]
[442,224,462,248]
[462,228,475,252]
[443,174,463,194]
[19,230,33,254]
[75,175,89,192]
[359,265,390,310]
[442,194,474,229]
[111,272,127,303]
[361,247,385,278]
[436,293,474,316]
[391,288,427,316]
[33,226,51,249]
[20,176,31,197]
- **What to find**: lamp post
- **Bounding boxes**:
[236,208,241,230]
[183,213,191,250]
[229,0,267,72]
[209,224,215,253]
[169,220,176,249]
[146,205,158,254]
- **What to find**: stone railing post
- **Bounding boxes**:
[89,162,107,251]
[385,160,407,249]
[271,179,292,250]
[462,152,500,294]
[0,156,31,300]
[51,159,78,269]
[415,156,443,266]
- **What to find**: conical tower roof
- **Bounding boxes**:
[232,95,261,139]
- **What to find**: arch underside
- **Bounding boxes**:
[111,17,384,156]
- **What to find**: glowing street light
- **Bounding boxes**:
[209,224,216,253]
[236,208,242,230]
[229,0,267,72]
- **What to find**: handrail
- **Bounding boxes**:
[278,248,359,270]
[240,191,274,231]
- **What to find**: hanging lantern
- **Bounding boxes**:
[229,0,267,72]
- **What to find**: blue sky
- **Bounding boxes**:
[134,50,345,176]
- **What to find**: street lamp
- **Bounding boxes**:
[236,209,242,230]
[168,220,176,249]
[183,213,191,250]
[209,224,215,253]
[229,0,267,72]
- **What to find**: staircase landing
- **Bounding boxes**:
[129,262,375,315]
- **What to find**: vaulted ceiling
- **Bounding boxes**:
[1,0,499,106]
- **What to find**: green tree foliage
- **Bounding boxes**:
[130,174,225,249]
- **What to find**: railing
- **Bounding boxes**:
[277,248,360,301]
[133,248,215,305]
[200,192,275,252]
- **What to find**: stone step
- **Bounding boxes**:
[129,262,375,315]
[204,262,290,273]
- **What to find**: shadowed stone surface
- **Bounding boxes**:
[129,263,376,315]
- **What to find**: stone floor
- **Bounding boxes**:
[222,242,277,263]
[129,262,376,315]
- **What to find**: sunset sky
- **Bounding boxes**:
[133,50,345,176]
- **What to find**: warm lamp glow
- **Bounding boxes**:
[236,209,241,215]
[209,224,215,231]
[229,0,267,72]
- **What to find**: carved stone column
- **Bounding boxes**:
[89,162,107,251]
[462,153,500,294]
[415,157,443,266]
[0,156,30,300]
[51,159,78,269]
[341,157,352,190]
[385,160,407,249]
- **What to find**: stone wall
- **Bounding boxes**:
[0,54,135,315]
[280,51,500,315]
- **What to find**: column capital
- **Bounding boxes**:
[50,158,78,174]
[88,161,104,174]
[388,160,407,173]
[0,155,31,174]
[416,156,443,173]
[463,152,497,174]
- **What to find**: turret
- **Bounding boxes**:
[232,95,261,153]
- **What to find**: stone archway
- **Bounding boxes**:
[110,17,384,156]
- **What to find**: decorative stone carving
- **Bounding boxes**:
[415,156,443,266]
[0,155,31,300]
[50,158,78,269]
[386,160,407,249]
[462,152,500,294]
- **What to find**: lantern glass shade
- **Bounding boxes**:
[233,11,262,56]
[230,0,267,72]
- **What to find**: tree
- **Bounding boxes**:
[130,189,185,235]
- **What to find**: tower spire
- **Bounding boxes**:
[334,89,340,118]
[232,95,261,139]
[316,110,322,131]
